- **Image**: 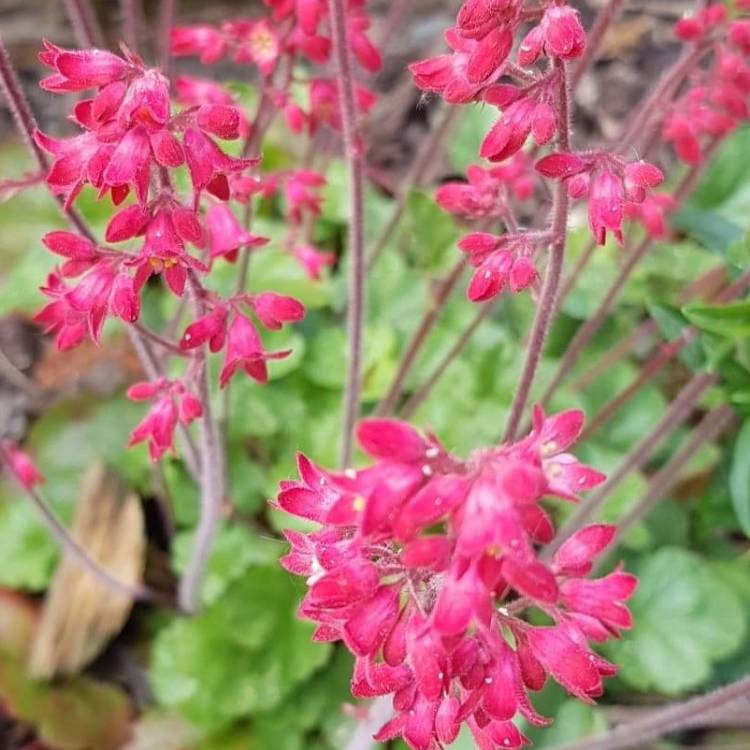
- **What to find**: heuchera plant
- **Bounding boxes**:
[1,0,750,748]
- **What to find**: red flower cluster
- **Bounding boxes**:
[436,159,535,220]
[536,153,664,245]
[31,40,312,464]
[663,14,750,165]
[277,410,636,750]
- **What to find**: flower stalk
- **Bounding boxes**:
[328,0,367,467]
[503,58,571,442]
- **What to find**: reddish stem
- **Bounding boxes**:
[571,0,627,88]
[178,277,227,614]
[544,675,750,750]
[400,301,495,419]
[503,59,571,443]
[545,371,716,556]
[613,405,735,547]
[0,444,170,607]
[63,0,105,48]
[158,0,177,74]
[328,0,367,467]
[120,0,144,53]
[376,258,468,416]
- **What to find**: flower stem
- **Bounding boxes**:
[376,258,468,416]
[503,59,571,443]
[545,371,716,557]
[178,278,226,614]
[544,675,750,750]
[571,0,627,88]
[63,0,105,48]
[0,444,171,607]
[328,0,366,467]
[613,405,735,546]
[582,268,750,440]
[158,0,177,74]
[401,300,495,419]
[120,0,144,53]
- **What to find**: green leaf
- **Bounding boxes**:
[648,303,705,370]
[692,127,750,209]
[604,548,747,695]
[683,300,750,338]
[171,525,281,607]
[730,419,750,537]
[0,499,59,591]
[401,190,459,270]
[449,105,493,171]
[671,207,743,254]
[151,565,330,731]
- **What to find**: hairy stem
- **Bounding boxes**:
[120,0,144,53]
[401,301,495,419]
[572,0,627,88]
[0,36,91,237]
[376,258,468,416]
[545,675,750,750]
[545,371,715,556]
[328,0,366,467]
[63,0,104,48]
[178,279,226,614]
[613,405,735,545]
[582,268,750,439]
[503,59,570,442]
[556,238,597,312]
[158,0,177,73]
[0,444,170,607]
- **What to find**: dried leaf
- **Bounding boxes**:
[29,462,145,678]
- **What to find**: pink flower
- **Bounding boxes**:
[436,161,534,220]
[205,204,269,262]
[458,232,539,302]
[275,409,632,750]
[171,25,228,63]
[2,441,44,489]
[480,95,556,162]
[284,170,326,222]
[38,40,130,92]
[293,244,335,279]
[456,0,523,40]
[128,210,207,297]
[624,192,677,238]
[183,127,257,198]
[219,314,291,387]
[410,27,512,104]
[42,231,101,277]
[308,78,377,133]
[540,5,587,60]
[127,379,203,462]
[248,292,306,330]
[180,306,229,352]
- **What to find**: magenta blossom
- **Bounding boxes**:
[275,408,634,750]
